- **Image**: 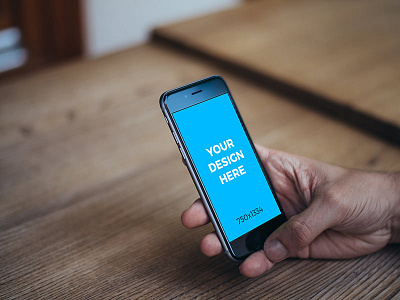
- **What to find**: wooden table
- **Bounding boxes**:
[153,0,400,145]
[0,43,399,298]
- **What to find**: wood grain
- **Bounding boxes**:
[152,0,400,145]
[0,43,399,299]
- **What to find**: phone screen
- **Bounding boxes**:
[172,93,282,243]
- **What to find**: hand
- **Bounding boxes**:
[181,145,400,277]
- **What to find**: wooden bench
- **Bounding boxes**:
[153,0,400,145]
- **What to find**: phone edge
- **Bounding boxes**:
[159,75,241,262]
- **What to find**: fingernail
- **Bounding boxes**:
[265,239,288,261]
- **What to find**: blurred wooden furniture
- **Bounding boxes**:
[153,0,400,145]
[0,43,399,298]
[0,0,82,76]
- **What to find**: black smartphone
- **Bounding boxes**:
[160,75,286,261]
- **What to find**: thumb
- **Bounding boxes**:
[264,201,336,262]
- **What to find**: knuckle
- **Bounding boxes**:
[323,189,348,215]
[324,190,340,206]
[287,219,313,248]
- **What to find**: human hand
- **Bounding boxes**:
[181,145,400,277]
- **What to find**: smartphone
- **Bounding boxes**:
[160,75,286,261]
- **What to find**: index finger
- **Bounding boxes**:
[181,198,210,229]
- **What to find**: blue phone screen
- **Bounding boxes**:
[172,93,281,242]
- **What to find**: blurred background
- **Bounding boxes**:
[0,0,239,75]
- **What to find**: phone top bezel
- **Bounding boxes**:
[160,75,286,260]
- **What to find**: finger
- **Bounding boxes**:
[200,232,223,257]
[264,200,338,262]
[181,198,210,229]
[239,250,275,277]
[254,144,271,161]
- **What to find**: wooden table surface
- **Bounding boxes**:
[0,43,399,299]
[153,0,400,145]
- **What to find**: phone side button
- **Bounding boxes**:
[179,147,186,161]
[172,131,179,144]
[165,117,169,124]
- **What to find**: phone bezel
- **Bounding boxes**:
[160,75,286,261]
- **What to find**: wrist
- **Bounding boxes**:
[388,172,400,244]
